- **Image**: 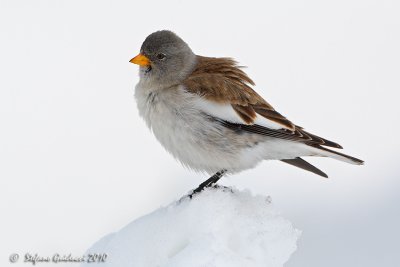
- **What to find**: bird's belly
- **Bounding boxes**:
[148,105,231,173]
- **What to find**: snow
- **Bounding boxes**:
[82,187,300,267]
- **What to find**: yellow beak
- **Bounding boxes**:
[129,53,151,67]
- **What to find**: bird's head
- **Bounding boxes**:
[130,30,197,86]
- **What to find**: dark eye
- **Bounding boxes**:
[156,53,166,60]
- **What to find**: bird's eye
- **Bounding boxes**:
[156,53,166,60]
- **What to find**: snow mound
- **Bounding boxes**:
[82,187,300,267]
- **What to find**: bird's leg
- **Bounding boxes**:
[188,170,227,198]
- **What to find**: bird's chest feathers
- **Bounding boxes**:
[136,86,182,129]
[135,85,198,153]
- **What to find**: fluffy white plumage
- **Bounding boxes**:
[135,82,324,174]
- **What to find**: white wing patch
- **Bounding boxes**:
[193,98,286,130]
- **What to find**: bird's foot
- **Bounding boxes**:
[185,170,227,199]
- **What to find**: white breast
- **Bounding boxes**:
[135,84,221,173]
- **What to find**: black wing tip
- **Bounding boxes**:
[301,129,343,149]
[319,140,343,149]
[332,143,343,149]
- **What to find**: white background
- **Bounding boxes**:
[1,0,399,266]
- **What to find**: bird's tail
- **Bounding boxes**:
[312,145,364,165]
[281,157,328,178]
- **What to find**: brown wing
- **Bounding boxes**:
[184,56,295,130]
[184,56,343,149]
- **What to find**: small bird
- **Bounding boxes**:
[130,30,363,193]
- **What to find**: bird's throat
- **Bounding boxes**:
[144,65,152,74]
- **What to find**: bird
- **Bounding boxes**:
[129,30,363,194]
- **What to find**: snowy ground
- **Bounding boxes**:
[82,187,300,267]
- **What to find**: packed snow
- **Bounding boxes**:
[82,187,300,267]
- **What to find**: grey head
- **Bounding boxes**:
[130,30,197,87]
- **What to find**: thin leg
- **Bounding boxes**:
[188,170,227,198]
